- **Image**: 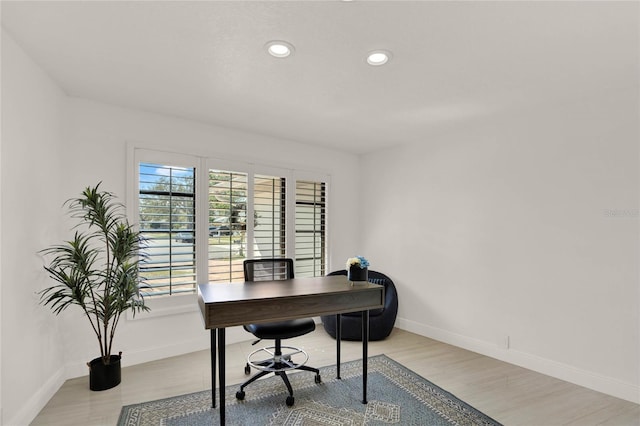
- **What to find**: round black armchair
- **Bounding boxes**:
[321,270,398,341]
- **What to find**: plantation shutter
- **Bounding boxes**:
[134,150,329,295]
[253,175,286,259]
[138,163,196,295]
[294,180,326,277]
[208,170,248,283]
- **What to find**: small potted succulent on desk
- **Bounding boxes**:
[39,183,149,391]
[346,256,369,283]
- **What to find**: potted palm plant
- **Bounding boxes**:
[39,183,149,391]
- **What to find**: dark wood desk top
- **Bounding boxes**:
[198,275,384,329]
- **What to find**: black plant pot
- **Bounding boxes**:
[88,353,122,391]
[348,265,368,282]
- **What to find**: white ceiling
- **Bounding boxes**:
[1,1,638,154]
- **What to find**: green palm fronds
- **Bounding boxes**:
[39,183,149,365]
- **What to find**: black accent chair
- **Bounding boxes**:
[236,258,321,407]
[321,270,398,341]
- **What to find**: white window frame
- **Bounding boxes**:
[127,148,202,316]
[127,145,330,315]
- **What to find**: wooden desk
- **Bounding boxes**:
[198,275,384,425]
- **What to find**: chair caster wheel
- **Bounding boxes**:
[244,364,251,375]
[236,390,245,400]
[314,374,322,384]
[286,395,295,407]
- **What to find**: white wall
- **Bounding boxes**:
[1,30,67,425]
[361,89,639,402]
[59,97,361,375]
[1,33,362,424]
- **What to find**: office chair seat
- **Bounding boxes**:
[244,319,316,340]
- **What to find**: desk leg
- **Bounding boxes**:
[336,313,341,379]
[218,328,226,425]
[362,310,369,404]
[210,329,216,408]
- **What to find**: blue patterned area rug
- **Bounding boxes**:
[118,354,502,425]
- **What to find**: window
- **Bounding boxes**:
[295,180,326,277]
[207,169,248,283]
[138,163,196,295]
[133,149,328,297]
[253,175,286,259]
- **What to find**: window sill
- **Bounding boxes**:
[126,293,199,321]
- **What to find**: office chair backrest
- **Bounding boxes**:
[244,258,294,282]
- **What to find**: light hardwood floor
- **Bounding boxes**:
[32,328,639,425]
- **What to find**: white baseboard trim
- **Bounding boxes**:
[395,317,640,404]
[64,326,249,379]
[7,366,66,426]
[20,327,251,425]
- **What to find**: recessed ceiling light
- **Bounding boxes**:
[266,41,294,58]
[367,50,391,66]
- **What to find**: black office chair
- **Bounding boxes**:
[236,258,321,407]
